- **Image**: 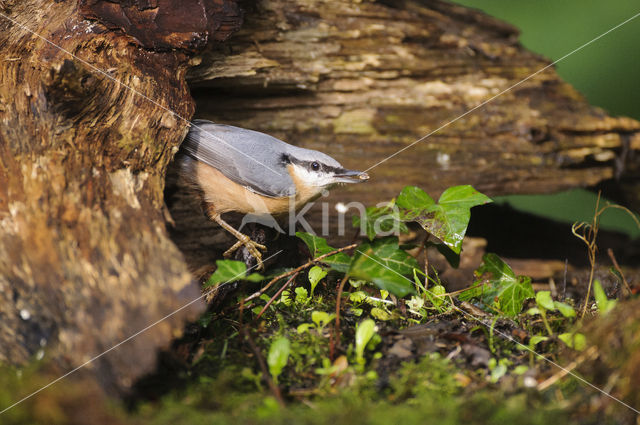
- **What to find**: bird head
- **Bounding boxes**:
[282,148,369,198]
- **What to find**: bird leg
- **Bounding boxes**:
[206,206,267,270]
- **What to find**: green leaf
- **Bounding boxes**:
[204,260,265,288]
[396,185,492,254]
[311,311,335,329]
[370,307,392,321]
[558,332,587,351]
[267,337,291,383]
[349,291,368,303]
[433,242,460,268]
[355,319,377,364]
[489,362,507,383]
[308,266,328,297]
[352,203,408,241]
[459,254,534,317]
[554,301,576,318]
[294,287,309,304]
[425,284,446,309]
[297,323,313,334]
[513,365,529,375]
[593,279,617,315]
[349,237,419,297]
[296,232,351,273]
[535,291,555,311]
[529,335,549,347]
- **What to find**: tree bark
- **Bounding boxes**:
[0,0,241,393]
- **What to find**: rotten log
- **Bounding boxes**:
[169,0,640,270]
[0,0,639,396]
[0,0,242,393]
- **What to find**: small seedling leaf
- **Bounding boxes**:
[308,265,327,296]
[593,279,617,315]
[355,319,377,364]
[490,362,508,383]
[296,232,351,272]
[558,332,587,351]
[529,335,549,347]
[267,337,291,383]
[554,301,576,318]
[297,323,313,334]
[370,307,392,321]
[308,265,327,287]
[311,311,335,328]
[535,291,555,311]
[294,287,309,304]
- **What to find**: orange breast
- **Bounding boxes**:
[179,158,323,216]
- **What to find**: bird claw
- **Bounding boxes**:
[223,236,267,271]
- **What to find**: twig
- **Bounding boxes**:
[537,345,599,391]
[442,282,484,297]
[572,192,601,318]
[423,238,430,289]
[242,326,285,406]
[331,274,350,361]
[254,272,299,320]
[561,259,568,301]
[236,297,285,406]
[607,248,632,296]
[242,243,357,304]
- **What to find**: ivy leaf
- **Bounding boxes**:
[396,185,492,254]
[204,260,265,288]
[349,237,418,297]
[459,253,534,317]
[352,204,408,241]
[296,232,351,273]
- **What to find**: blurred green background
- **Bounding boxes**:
[452,0,640,238]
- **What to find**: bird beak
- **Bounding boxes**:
[332,169,370,184]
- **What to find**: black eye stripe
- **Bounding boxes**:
[289,157,341,173]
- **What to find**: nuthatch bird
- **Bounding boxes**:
[178,119,369,270]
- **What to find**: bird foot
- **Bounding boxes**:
[223,234,267,271]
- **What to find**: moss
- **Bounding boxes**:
[333,109,377,135]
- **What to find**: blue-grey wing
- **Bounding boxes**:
[181,120,295,198]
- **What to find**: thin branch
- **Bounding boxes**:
[242,243,357,304]
[255,272,299,320]
[242,326,285,406]
[607,248,632,296]
[331,274,350,361]
[537,346,599,391]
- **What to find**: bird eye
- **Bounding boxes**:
[311,161,320,171]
